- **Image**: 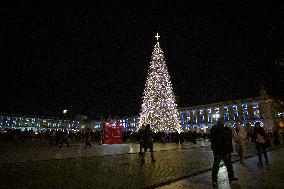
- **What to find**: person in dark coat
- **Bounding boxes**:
[58,130,64,148]
[85,128,92,148]
[191,130,197,144]
[137,124,145,158]
[141,124,156,163]
[273,127,281,145]
[210,119,238,187]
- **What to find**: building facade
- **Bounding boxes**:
[0,114,84,133]
[1,90,283,133]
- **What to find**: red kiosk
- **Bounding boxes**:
[102,122,124,144]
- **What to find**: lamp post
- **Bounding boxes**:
[63,110,67,130]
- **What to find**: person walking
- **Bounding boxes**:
[85,128,92,148]
[263,128,271,148]
[253,122,269,166]
[210,119,238,187]
[141,124,156,163]
[273,127,281,145]
[233,122,247,163]
[62,129,70,147]
[58,130,64,148]
[137,124,145,158]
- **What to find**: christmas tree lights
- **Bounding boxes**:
[138,33,182,133]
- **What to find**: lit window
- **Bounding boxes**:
[208,115,212,123]
[215,107,220,114]
[253,102,259,109]
[234,112,239,120]
[224,106,228,112]
[224,113,230,121]
[254,110,260,119]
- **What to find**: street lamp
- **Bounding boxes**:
[63,110,67,129]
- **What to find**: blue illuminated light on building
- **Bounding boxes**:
[207,108,212,123]
[0,95,281,132]
[199,110,204,123]
[242,104,249,120]
[0,114,84,132]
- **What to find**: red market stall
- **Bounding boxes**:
[102,122,124,144]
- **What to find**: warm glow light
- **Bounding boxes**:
[213,113,220,120]
[138,35,182,133]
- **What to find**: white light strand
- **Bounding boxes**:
[138,40,182,133]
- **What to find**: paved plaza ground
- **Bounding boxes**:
[0,140,283,189]
[157,146,284,189]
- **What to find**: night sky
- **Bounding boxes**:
[1,1,283,118]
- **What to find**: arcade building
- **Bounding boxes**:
[0,115,84,133]
[1,89,283,133]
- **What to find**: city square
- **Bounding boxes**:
[1,1,283,189]
[0,139,283,189]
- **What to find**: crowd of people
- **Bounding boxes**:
[0,123,281,148]
[123,129,204,144]
[0,127,205,146]
[209,120,282,187]
[0,128,102,146]
[0,120,282,187]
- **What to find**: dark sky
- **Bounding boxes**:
[1,0,283,118]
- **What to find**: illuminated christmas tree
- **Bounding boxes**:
[138,33,182,133]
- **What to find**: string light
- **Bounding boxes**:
[138,34,182,133]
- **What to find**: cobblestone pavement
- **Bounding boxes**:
[157,146,284,189]
[0,140,282,189]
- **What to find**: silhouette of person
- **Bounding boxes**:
[210,119,238,187]
[141,124,156,163]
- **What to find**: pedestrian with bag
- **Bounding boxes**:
[253,122,269,166]
[210,119,238,187]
